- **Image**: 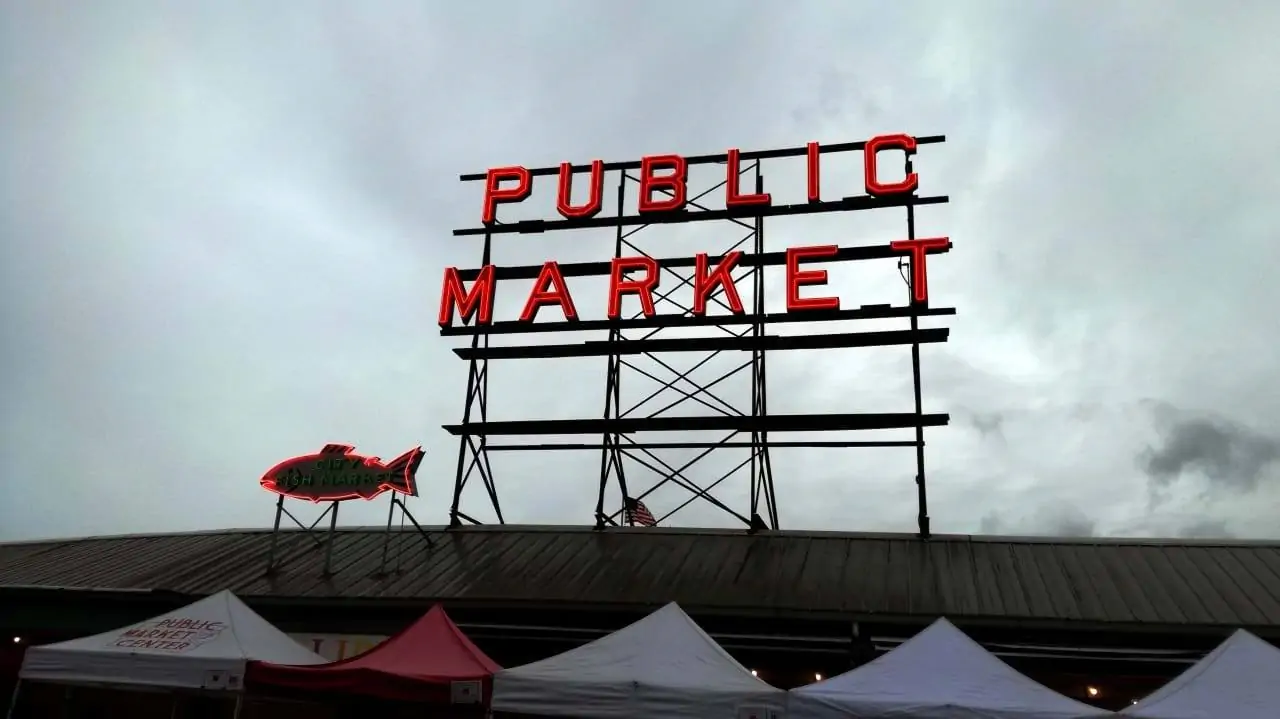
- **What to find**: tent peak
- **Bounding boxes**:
[795,615,1107,718]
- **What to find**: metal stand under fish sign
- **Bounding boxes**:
[258,444,431,577]
[378,490,435,577]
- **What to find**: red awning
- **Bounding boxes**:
[247,605,500,704]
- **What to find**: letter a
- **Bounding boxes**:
[519,261,578,322]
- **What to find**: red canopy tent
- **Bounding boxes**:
[246,605,500,707]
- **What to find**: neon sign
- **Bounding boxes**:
[438,133,949,328]
[260,444,424,503]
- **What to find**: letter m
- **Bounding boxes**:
[438,265,496,327]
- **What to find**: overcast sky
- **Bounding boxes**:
[2,1,1278,542]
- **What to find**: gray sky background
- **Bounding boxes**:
[3,1,1279,542]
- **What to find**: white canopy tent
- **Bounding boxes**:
[1124,629,1280,719]
[17,589,324,692]
[789,618,1111,719]
[493,601,785,719]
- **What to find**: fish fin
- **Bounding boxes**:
[319,444,355,455]
[383,447,425,496]
[384,447,424,473]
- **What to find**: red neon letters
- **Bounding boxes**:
[438,265,495,327]
[478,133,918,224]
[864,134,919,197]
[520,261,578,323]
[557,160,604,219]
[694,252,745,316]
[806,141,821,203]
[439,134,947,327]
[891,237,950,303]
[725,150,770,209]
[785,245,841,312]
[437,237,947,326]
[480,166,531,225]
[638,155,688,214]
[607,256,659,320]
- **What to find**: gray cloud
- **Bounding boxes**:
[980,505,1096,538]
[956,408,1006,443]
[1045,512,1097,539]
[982,507,1244,542]
[1176,519,1234,540]
[3,1,1280,542]
[1140,404,1280,493]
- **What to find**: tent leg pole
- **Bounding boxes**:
[231,693,244,719]
[3,679,21,719]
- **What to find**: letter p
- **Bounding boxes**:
[481,166,532,224]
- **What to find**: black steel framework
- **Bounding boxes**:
[263,493,434,577]
[442,137,953,536]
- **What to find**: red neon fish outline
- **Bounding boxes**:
[260,444,425,503]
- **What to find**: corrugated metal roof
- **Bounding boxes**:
[2,526,1280,629]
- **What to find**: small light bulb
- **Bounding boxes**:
[750,670,758,677]
[814,673,823,681]
[1087,686,1099,698]
[11,637,19,644]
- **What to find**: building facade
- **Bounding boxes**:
[3,525,1279,711]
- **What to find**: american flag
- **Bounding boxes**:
[624,497,657,527]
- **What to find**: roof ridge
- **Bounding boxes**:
[1,524,1276,548]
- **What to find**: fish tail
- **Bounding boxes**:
[382,447,425,496]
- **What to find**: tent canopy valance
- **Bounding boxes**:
[247,604,499,704]
[19,589,324,691]
[790,617,1110,719]
[1124,629,1280,719]
[493,602,783,719]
